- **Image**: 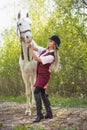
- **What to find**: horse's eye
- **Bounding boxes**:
[19,23,22,26]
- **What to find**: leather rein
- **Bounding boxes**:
[17,23,32,61]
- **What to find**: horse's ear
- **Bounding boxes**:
[26,13,29,17]
[18,12,21,19]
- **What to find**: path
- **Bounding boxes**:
[0,102,87,130]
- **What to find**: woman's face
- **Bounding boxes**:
[47,39,55,49]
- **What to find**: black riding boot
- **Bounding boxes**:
[33,93,44,123]
[41,94,53,119]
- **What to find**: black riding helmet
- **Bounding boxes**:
[49,35,61,49]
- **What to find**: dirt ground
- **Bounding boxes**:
[0,102,87,130]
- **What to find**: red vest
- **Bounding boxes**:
[34,50,55,88]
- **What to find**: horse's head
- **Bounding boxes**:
[17,12,33,43]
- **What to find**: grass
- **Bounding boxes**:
[50,95,87,107]
[0,122,3,128]
[13,123,45,130]
[13,125,27,130]
[12,123,79,130]
[0,95,87,107]
[0,95,26,103]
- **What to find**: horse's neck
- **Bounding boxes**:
[21,40,38,61]
[21,42,31,60]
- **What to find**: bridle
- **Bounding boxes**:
[17,23,31,35]
[17,23,32,61]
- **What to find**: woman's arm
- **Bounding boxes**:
[20,37,38,51]
[32,46,38,51]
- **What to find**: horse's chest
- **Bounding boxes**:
[19,58,37,74]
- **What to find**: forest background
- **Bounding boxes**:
[0,0,87,99]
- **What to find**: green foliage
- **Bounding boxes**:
[13,125,27,130]
[12,123,80,130]
[0,122,3,128]
[50,95,87,107]
[0,28,24,96]
[0,0,87,97]
[0,95,26,103]
[13,123,45,130]
[0,95,87,107]
[0,28,19,78]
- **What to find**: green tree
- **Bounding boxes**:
[0,28,24,96]
[0,0,87,97]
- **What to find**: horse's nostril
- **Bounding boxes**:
[26,36,28,38]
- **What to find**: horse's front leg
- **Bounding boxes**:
[30,77,35,107]
[22,72,31,116]
[25,79,31,116]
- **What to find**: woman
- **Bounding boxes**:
[29,35,61,123]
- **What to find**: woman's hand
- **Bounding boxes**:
[29,45,41,62]
[28,43,32,49]
[20,37,25,43]
[29,45,33,52]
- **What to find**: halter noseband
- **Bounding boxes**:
[17,23,31,35]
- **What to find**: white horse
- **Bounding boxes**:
[17,12,37,115]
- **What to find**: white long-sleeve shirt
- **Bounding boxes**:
[37,47,55,65]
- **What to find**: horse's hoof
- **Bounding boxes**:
[24,110,31,116]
